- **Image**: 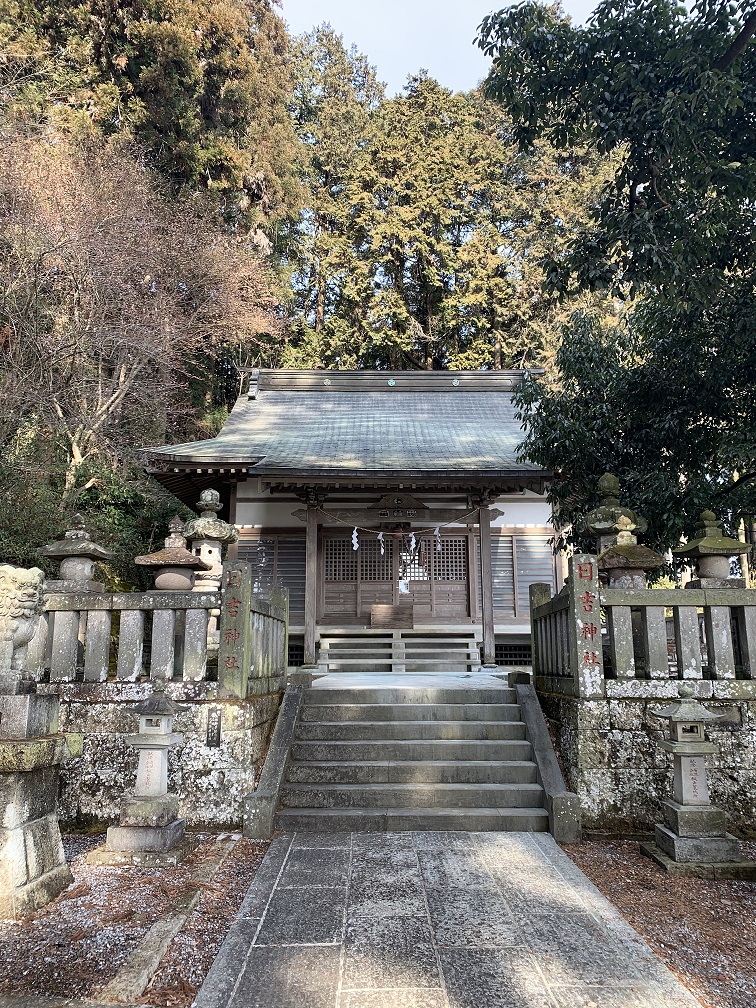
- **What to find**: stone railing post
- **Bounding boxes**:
[0,564,73,917]
[218,561,253,699]
[567,554,605,698]
[528,582,552,677]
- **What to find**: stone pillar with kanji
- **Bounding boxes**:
[218,561,253,698]
[567,555,605,698]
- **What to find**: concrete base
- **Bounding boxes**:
[105,817,185,855]
[0,727,73,919]
[88,837,192,867]
[0,811,73,918]
[0,862,73,918]
[641,842,756,880]
[662,799,727,838]
[654,823,742,863]
[119,794,180,828]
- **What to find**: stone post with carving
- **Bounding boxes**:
[0,564,73,917]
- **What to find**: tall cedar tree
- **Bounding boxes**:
[287,33,613,370]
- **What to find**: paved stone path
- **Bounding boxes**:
[195,832,702,1008]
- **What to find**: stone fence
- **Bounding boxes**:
[28,560,289,828]
[530,555,756,834]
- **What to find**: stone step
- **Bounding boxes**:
[299,703,523,723]
[320,647,477,655]
[321,636,477,644]
[294,720,527,742]
[322,658,479,666]
[304,687,516,705]
[274,807,550,833]
[290,738,533,762]
[280,782,546,809]
[285,759,539,785]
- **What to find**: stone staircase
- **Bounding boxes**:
[275,681,549,832]
[318,631,480,675]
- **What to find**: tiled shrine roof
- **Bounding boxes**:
[144,369,545,480]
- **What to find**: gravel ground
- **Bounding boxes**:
[563,839,756,1008]
[0,832,268,1007]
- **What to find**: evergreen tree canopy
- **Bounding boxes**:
[0,0,302,230]
[286,32,612,370]
[478,0,756,550]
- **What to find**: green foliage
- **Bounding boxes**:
[478,0,756,298]
[0,0,303,230]
[514,301,756,552]
[480,0,756,544]
[0,456,189,588]
[286,31,613,369]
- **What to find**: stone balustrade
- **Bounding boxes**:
[529,554,756,834]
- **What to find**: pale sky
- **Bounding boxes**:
[280,1,599,96]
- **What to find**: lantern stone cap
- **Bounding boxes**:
[657,685,722,722]
[598,518,665,572]
[38,514,114,561]
[184,488,239,545]
[581,473,648,537]
[135,517,212,570]
[133,683,190,717]
[672,511,746,559]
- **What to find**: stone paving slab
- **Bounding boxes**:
[194,832,703,1008]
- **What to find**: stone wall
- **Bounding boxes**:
[38,682,281,828]
[538,680,756,836]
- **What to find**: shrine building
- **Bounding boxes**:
[145,369,560,671]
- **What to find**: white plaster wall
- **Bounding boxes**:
[491,498,552,527]
[235,499,302,529]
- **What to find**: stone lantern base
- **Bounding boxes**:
[88,796,188,867]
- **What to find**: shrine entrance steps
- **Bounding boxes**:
[275,675,549,833]
[317,630,480,675]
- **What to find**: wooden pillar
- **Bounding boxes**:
[304,503,319,666]
[478,503,497,667]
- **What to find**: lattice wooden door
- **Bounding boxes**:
[321,533,469,622]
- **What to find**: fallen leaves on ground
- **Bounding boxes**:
[0,832,268,1005]
[563,839,756,1008]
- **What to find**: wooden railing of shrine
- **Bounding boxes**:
[28,561,288,699]
[530,555,756,698]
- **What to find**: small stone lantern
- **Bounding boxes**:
[651,685,741,864]
[597,516,665,589]
[582,473,648,554]
[102,683,189,864]
[38,514,113,592]
[135,517,211,590]
[672,510,747,588]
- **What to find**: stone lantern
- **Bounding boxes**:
[99,682,189,865]
[184,488,239,593]
[651,685,741,864]
[597,516,665,589]
[38,514,113,592]
[582,473,648,554]
[134,517,211,590]
[672,510,747,588]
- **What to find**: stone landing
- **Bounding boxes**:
[195,831,702,1008]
